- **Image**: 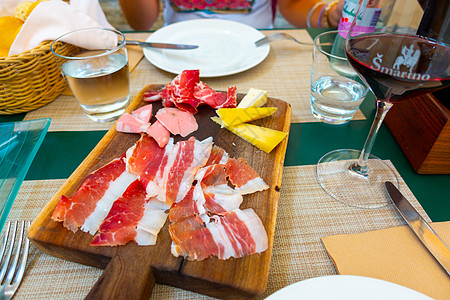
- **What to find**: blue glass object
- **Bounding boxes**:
[0,118,51,232]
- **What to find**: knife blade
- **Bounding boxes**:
[385,181,450,276]
[126,40,199,50]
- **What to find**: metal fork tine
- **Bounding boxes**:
[12,221,29,287]
[0,221,30,300]
[0,221,17,284]
[5,221,24,286]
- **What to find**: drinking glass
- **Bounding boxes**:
[316,0,449,208]
[311,30,369,124]
[51,28,130,123]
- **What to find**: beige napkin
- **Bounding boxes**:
[9,0,114,55]
[322,221,450,300]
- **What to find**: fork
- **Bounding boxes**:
[255,32,313,47]
[0,221,30,300]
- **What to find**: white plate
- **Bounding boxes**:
[143,19,270,77]
[265,275,432,300]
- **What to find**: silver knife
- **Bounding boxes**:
[126,40,198,50]
[385,181,450,276]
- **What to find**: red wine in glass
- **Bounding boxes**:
[346,33,450,103]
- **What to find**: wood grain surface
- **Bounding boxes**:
[28,84,292,299]
[385,92,450,174]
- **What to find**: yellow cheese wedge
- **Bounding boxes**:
[237,88,268,108]
[216,107,277,126]
[211,117,287,153]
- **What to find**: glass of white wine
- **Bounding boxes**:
[51,28,130,123]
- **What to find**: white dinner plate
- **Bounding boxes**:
[265,275,432,300]
[143,19,270,77]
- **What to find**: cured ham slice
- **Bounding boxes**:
[132,104,153,123]
[169,187,199,223]
[116,113,150,134]
[135,197,171,245]
[159,70,237,112]
[156,107,198,137]
[225,158,269,195]
[52,156,137,234]
[207,209,268,260]
[126,135,175,197]
[205,145,228,166]
[170,209,267,260]
[161,70,200,113]
[159,137,212,204]
[194,165,243,214]
[143,90,162,102]
[145,120,170,148]
[140,139,175,197]
[202,187,243,214]
[90,179,147,246]
[194,82,237,109]
[91,180,170,247]
[195,164,227,187]
[126,135,164,176]
[169,215,219,260]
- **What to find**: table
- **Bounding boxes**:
[1,28,449,299]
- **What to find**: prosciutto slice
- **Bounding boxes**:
[207,209,268,260]
[52,156,137,234]
[159,137,212,204]
[169,215,219,261]
[194,164,243,215]
[161,70,200,113]
[225,158,269,195]
[168,158,266,260]
[135,197,171,245]
[126,135,175,197]
[126,135,164,176]
[90,179,147,246]
[170,209,268,260]
[159,70,237,112]
[205,145,228,166]
[194,82,237,109]
[169,187,199,223]
[91,179,170,247]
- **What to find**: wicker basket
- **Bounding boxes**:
[0,40,76,115]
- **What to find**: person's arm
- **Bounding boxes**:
[278,0,344,28]
[119,0,160,30]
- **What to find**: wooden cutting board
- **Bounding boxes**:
[28,84,292,299]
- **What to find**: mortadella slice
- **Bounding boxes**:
[116,113,150,134]
[132,104,153,123]
[155,107,198,137]
[145,120,170,148]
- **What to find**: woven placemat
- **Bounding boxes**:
[9,161,419,299]
[22,30,365,132]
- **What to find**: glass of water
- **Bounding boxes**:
[310,30,368,125]
[51,28,130,123]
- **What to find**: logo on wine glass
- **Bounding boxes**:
[393,44,420,72]
[372,44,429,80]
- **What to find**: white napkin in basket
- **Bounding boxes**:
[9,0,115,56]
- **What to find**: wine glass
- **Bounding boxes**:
[316,0,449,208]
